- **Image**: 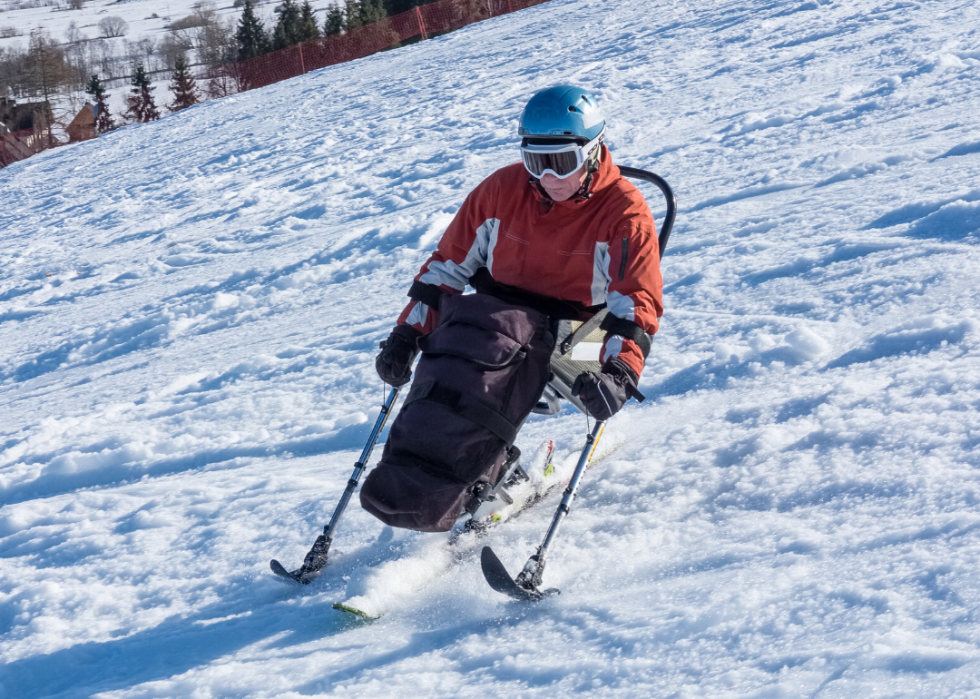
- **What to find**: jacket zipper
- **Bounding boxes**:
[618,237,629,280]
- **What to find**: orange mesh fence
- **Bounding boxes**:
[234,0,551,93]
[0,0,552,168]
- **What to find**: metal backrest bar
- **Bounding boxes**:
[618,166,677,259]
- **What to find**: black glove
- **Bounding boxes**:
[572,358,643,421]
[376,325,422,387]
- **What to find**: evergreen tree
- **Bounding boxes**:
[344,0,362,30]
[125,63,160,123]
[236,0,270,61]
[168,56,198,112]
[85,74,114,134]
[359,0,387,25]
[324,3,345,35]
[383,0,420,15]
[272,0,302,50]
[298,0,320,42]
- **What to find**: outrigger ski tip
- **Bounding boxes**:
[270,558,320,585]
[269,558,299,581]
[480,547,557,601]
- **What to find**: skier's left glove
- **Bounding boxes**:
[572,358,644,421]
[376,324,422,387]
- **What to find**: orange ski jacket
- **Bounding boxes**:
[397,145,663,377]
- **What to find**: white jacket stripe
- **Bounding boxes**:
[406,301,428,326]
[606,290,636,321]
[420,218,500,290]
[601,335,623,363]
[591,242,611,306]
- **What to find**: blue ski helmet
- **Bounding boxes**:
[518,85,605,143]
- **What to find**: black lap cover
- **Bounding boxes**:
[360,293,554,532]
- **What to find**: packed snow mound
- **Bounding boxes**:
[2,0,980,696]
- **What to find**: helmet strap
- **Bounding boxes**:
[573,171,595,200]
[572,144,602,199]
[586,143,602,174]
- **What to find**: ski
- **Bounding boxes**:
[332,603,380,621]
[481,420,611,601]
[332,439,560,619]
[333,432,623,619]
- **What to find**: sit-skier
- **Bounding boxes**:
[361,85,664,532]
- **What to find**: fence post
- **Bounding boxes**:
[298,43,306,74]
[416,6,428,40]
[0,138,7,168]
[507,0,513,12]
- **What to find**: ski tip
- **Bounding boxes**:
[332,603,380,621]
[270,559,292,577]
[480,546,506,580]
[480,547,534,601]
[270,559,311,584]
[481,547,560,602]
[480,546,512,595]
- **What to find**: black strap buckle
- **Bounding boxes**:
[404,380,520,445]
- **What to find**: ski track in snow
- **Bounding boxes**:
[3,0,980,696]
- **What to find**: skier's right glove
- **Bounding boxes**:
[375,324,422,387]
[572,357,643,421]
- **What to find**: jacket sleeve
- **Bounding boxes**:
[600,208,664,378]
[396,174,500,334]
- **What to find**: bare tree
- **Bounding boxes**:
[98,16,128,39]
[64,20,85,45]
[28,30,69,100]
[27,29,71,141]
[203,66,237,99]
[69,0,85,10]
[164,1,232,69]
[196,16,234,68]
[0,44,30,102]
[62,21,91,110]
[450,0,494,26]
[125,37,157,71]
[88,38,116,78]
[191,0,219,24]
[159,32,192,70]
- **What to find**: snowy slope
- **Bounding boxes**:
[2,0,980,696]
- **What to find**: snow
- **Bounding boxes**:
[2,0,980,696]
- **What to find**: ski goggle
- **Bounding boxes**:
[520,131,604,179]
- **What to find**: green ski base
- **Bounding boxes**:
[332,602,380,620]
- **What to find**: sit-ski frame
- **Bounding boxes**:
[271,167,677,597]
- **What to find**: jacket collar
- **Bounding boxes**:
[528,144,620,210]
